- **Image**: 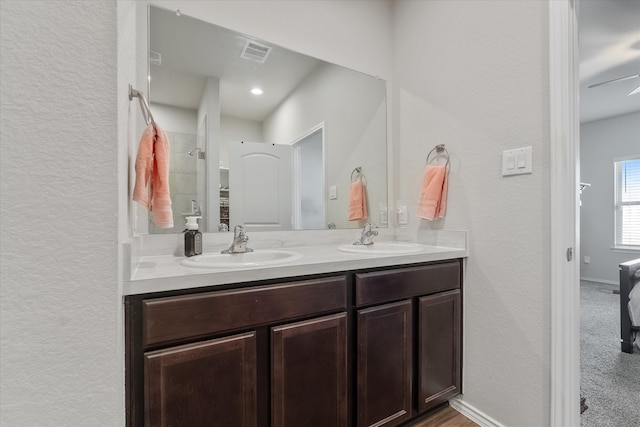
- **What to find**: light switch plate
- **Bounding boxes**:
[502,146,532,176]
[329,185,337,200]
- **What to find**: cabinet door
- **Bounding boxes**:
[418,290,461,413]
[357,300,413,427]
[144,332,257,427]
[271,313,348,427]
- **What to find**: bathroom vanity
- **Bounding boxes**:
[124,239,465,427]
[123,5,469,426]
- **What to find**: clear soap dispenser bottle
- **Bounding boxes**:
[184,216,202,257]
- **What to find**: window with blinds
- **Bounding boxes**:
[614,157,640,248]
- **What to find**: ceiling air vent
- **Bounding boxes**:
[149,50,162,66]
[240,40,272,63]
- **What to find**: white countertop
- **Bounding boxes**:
[123,236,467,296]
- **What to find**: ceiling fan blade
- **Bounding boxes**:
[588,74,640,89]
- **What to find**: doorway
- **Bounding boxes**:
[576,1,640,425]
[292,124,326,230]
[551,1,640,425]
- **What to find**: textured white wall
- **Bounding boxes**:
[580,112,640,283]
[1,1,121,426]
[393,1,551,425]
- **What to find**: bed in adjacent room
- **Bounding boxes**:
[620,258,640,354]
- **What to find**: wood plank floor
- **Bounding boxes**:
[411,406,479,427]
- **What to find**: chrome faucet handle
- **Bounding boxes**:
[222,225,253,253]
[354,223,378,245]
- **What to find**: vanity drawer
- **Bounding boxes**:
[143,275,347,348]
[355,261,460,307]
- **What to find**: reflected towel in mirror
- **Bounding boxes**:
[133,123,174,228]
[416,164,448,221]
[348,180,368,221]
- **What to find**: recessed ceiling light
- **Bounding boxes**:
[251,88,263,95]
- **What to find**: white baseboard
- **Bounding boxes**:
[580,277,617,285]
[449,396,505,427]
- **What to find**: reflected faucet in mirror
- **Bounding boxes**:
[221,225,253,254]
[190,200,201,216]
[354,223,378,246]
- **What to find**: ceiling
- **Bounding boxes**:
[579,0,640,123]
[149,6,321,122]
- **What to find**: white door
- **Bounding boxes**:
[229,141,293,231]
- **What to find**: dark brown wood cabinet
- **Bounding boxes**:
[357,301,413,427]
[144,332,257,427]
[272,313,348,427]
[418,290,461,413]
[125,259,463,427]
[353,261,462,426]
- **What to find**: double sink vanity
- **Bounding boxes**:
[129,5,467,426]
[124,228,467,427]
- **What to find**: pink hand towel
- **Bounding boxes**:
[348,180,368,221]
[416,164,448,220]
[133,123,174,228]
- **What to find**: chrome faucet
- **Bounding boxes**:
[222,225,253,254]
[354,222,378,245]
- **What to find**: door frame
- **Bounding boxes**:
[549,0,580,425]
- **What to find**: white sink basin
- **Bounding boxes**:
[181,250,303,269]
[337,242,426,255]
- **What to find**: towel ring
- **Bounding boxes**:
[426,144,450,167]
[351,167,363,182]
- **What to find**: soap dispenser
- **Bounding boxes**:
[184,216,202,257]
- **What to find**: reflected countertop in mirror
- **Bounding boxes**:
[145,4,388,235]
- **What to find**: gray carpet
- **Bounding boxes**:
[580,280,640,427]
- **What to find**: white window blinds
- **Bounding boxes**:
[615,158,640,248]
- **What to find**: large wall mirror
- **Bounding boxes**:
[147,5,388,234]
